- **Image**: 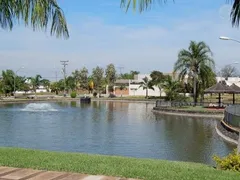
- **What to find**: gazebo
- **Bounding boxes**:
[204,82,235,107]
[230,83,240,104]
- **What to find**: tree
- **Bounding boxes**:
[28,75,42,93]
[120,0,240,27]
[150,71,165,97]
[139,76,154,98]
[50,82,60,95]
[92,66,104,96]
[1,70,15,96]
[220,65,239,79]
[0,0,69,38]
[120,70,140,79]
[79,67,89,90]
[162,75,180,101]
[41,79,50,92]
[66,76,76,91]
[174,41,215,106]
[105,64,117,92]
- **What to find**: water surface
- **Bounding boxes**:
[0,101,235,164]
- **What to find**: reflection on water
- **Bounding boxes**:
[0,101,235,165]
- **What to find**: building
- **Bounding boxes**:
[113,74,170,97]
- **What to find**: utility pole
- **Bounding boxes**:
[55,71,58,82]
[117,66,124,76]
[60,60,69,97]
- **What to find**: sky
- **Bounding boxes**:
[1,0,240,81]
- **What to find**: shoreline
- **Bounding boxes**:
[0,98,156,104]
[152,108,224,119]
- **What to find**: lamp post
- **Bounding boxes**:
[14,67,24,98]
[219,36,240,43]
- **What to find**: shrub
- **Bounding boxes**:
[213,149,240,172]
[93,92,97,97]
[70,91,77,98]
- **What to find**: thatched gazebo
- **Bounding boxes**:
[230,83,240,104]
[204,82,235,107]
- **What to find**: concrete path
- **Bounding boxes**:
[0,166,139,180]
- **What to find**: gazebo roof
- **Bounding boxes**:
[204,82,235,93]
[230,83,240,93]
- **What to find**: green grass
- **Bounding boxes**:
[0,148,239,180]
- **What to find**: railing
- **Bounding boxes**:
[155,100,210,108]
[224,105,240,129]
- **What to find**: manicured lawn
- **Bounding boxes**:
[0,148,239,180]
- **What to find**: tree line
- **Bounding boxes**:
[2,41,238,104]
[0,64,140,96]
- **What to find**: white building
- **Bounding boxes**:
[113,74,167,97]
[216,77,240,87]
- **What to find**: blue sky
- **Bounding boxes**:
[0,0,240,80]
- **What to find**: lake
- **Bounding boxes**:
[0,101,235,165]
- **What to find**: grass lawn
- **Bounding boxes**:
[0,148,239,180]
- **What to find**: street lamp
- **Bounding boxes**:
[14,67,24,98]
[219,36,240,43]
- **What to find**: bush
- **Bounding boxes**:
[70,91,77,98]
[213,149,240,172]
[93,92,97,97]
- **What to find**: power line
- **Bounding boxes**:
[117,66,124,75]
[60,60,69,96]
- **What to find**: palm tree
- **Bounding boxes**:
[41,79,50,92]
[150,71,165,97]
[162,75,180,101]
[121,0,240,27]
[28,75,42,93]
[174,41,215,105]
[139,76,154,98]
[0,0,69,38]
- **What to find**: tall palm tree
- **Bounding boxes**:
[174,41,215,105]
[139,76,154,98]
[121,0,240,27]
[0,0,69,38]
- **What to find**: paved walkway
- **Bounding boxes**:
[0,166,139,180]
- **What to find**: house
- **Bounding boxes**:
[113,74,168,97]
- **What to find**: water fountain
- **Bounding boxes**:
[21,103,58,112]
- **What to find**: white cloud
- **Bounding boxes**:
[1,6,240,80]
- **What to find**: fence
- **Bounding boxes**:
[155,100,209,108]
[224,105,240,129]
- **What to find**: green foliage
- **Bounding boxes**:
[92,66,104,93]
[213,149,240,172]
[120,70,139,79]
[93,92,98,97]
[150,70,165,97]
[162,75,181,101]
[28,75,42,93]
[66,76,76,91]
[139,76,154,98]
[121,0,240,28]
[0,0,69,38]
[72,67,89,90]
[174,41,215,103]
[105,63,117,86]
[70,91,77,98]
